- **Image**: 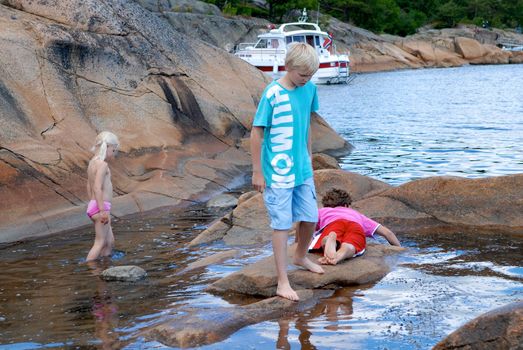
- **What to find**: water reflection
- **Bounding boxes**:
[87,260,121,350]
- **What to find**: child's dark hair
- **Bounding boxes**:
[321,188,352,208]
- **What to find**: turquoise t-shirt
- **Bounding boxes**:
[253,80,319,188]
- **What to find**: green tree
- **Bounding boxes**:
[435,0,465,27]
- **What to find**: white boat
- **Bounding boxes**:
[234,9,350,84]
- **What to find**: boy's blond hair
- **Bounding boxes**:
[285,42,319,75]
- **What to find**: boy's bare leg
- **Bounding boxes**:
[323,232,337,260]
[331,243,356,265]
[273,230,299,301]
[87,216,107,261]
[293,221,324,274]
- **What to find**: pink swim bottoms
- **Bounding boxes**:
[86,200,111,218]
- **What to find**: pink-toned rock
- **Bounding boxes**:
[356,174,523,235]
[312,153,340,170]
[0,1,348,243]
[207,243,404,297]
[145,289,333,348]
[433,301,523,350]
[509,51,523,64]
[314,169,391,201]
[191,170,523,247]
[396,39,466,67]
[454,36,485,59]
[189,170,391,246]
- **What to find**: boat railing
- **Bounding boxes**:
[234,47,287,59]
[235,42,257,51]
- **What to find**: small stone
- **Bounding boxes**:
[101,266,147,282]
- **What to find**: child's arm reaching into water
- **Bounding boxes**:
[375,225,401,246]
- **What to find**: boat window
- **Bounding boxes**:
[286,37,292,45]
[255,39,268,48]
[269,39,280,49]
[306,35,314,47]
[292,36,305,43]
[315,36,320,47]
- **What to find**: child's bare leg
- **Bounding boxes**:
[322,232,337,261]
[101,221,114,257]
[87,216,108,261]
[294,222,300,244]
[332,243,356,265]
[293,221,324,274]
[273,230,299,301]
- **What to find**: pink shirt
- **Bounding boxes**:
[316,207,380,237]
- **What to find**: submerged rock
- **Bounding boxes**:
[180,250,239,273]
[145,289,333,348]
[101,265,147,282]
[433,301,523,350]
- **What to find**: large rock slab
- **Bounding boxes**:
[433,301,523,350]
[357,174,523,235]
[0,1,348,243]
[189,170,390,246]
[145,289,333,348]
[207,243,404,297]
[191,171,523,248]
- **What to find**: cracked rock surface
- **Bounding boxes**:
[0,0,350,242]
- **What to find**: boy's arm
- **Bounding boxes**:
[308,126,313,157]
[93,161,110,224]
[375,225,401,246]
[250,126,265,192]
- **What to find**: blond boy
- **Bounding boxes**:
[251,43,324,301]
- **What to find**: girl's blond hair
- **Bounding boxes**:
[285,42,319,74]
[91,131,119,161]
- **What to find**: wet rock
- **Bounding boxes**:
[433,301,523,350]
[191,170,523,248]
[101,265,147,282]
[314,169,391,201]
[206,193,238,210]
[145,289,333,348]
[189,170,391,247]
[312,153,340,170]
[0,0,348,244]
[357,174,523,235]
[207,243,404,297]
[180,250,239,273]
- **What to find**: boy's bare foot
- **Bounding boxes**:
[276,282,300,301]
[318,256,329,265]
[324,233,337,260]
[293,256,325,274]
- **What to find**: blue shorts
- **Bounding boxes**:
[263,177,318,230]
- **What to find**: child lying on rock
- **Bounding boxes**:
[309,188,401,265]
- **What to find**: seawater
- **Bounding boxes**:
[0,65,522,350]
[318,64,523,185]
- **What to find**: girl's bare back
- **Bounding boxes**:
[87,158,113,201]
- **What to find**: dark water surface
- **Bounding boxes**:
[1,65,523,349]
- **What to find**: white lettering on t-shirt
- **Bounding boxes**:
[266,84,295,188]
[270,127,293,152]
